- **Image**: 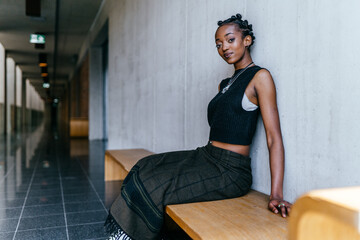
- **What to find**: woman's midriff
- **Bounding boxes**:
[210,141,250,156]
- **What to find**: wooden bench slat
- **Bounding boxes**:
[166,190,288,240]
[104,149,154,181]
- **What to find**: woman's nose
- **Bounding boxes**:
[222,43,229,51]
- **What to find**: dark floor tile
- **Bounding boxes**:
[0,231,15,239]
[0,207,22,219]
[34,177,60,182]
[65,201,105,213]
[32,178,60,185]
[0,198,25,208]
[22,204,64,217]
[0,191,27,199]
[0,218,18,232]
[26,195,63,206]
[62,181,92,188]
[62,176,88,181]
[68,223,108,240]
[18,214,65,230]
[67,210,107,226]
[28,188,62,197]
[64,192,100,203]
[14,227,67,240]
[6,184,31,192]
[63,186,95,195]
[30,182,60,190]
[62,180,91,188]
[34,170,59,176]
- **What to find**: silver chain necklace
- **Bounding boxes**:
[221,62,254,94]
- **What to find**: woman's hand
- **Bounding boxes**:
[268,198,292,218]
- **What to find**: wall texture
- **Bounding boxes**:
[89,47,104,140]
[0,43,5,135]
[6,57,15,134]
[70,55,89,118]
[86,0,360,202]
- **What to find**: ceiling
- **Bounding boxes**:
[0,0,103,100]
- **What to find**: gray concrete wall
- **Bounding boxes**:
[6,57,15,134]
[15,66,22,131]
[0,43,5,135]
[15,66,21,107]
[89,47,104,140]
[86,0,360,202]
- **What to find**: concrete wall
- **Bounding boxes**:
[25,79,44,127]
[15,66,22,130]
[15,66,21,107]
[0,43,5,135]
[70,55,89,118]
[6,57,15,134]
[85,0,360,202]
[89,47,104,140]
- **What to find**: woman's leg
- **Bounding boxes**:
[105,144,252,240]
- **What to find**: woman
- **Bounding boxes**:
[105,13,291,240]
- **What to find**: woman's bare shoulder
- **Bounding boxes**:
[253,68,275,90]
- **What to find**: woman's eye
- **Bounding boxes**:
[228,38,235,43]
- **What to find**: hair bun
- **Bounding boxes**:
[217,13,256,49]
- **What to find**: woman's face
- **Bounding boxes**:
[215,24,250,66]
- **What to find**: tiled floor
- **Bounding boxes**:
[0,124,122,240]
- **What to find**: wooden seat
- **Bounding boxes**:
[289,186,360,240]
[104,148,288,239]
[166,191,288,240]
[104,149,154,181]
[70,117,89,137]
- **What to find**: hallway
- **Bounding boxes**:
[0,124,121,239]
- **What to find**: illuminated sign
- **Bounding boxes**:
[30,34,45,44]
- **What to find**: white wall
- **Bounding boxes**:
[15,66,22,107]
[87,0,360,202]
[0,43,4,104]
[26,79,44,111]
[6,57,15,133]
[0,43,5,135]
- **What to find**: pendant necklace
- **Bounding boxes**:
[221,62,254,94]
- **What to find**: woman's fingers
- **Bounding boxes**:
[269,200,292,217]
[286,204,291,214]
[268,201,279,214]
[280,205,286,217]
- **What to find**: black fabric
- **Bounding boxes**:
[207,66,262,145]
[106,143,252,240]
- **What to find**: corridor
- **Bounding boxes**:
[0,123,121,239]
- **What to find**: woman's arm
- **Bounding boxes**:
[253,69,291,217]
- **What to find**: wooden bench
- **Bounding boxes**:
[70,117,89,137]
[289,186,360,240]
[104,149,288,239]
[104,149,154,181]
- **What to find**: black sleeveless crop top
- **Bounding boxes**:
[207,66,262,145]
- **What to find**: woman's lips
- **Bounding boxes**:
[224,52,232,58]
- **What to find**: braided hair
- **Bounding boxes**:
[217,14,255,48]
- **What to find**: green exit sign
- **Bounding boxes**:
[30,34,45,44]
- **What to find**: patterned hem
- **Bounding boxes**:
[104,212,132,240]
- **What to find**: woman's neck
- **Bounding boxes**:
[234,52,253,70]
